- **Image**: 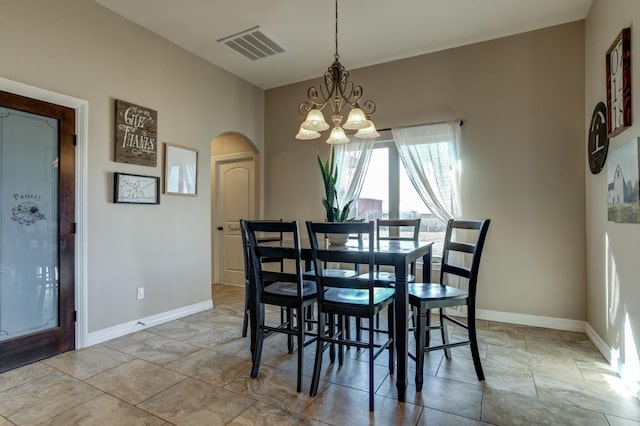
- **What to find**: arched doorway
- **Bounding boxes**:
[210,132,260,288]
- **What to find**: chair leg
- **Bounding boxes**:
[296,306,305,392]
[328,314,336,364]
[306,305,314,331]
[250,304,265,378]
[425,308,431,346]
[440,308,452,359]
[287,308,294,353]
[387,301,395,375]
[337,315,344,365]
[415,304,426,392]
[369,314,375,412]
[309,308,325,397]
[468,304,485,381]
[344,315,351,340]
[242,283,249,338]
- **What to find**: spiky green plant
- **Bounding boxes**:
[317,144,353,222]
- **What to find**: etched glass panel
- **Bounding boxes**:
[0,107,58,341]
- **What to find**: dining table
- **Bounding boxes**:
[248,236,433,403]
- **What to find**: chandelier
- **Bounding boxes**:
[295,0,379,144]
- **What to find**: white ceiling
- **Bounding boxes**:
[95,0,593,90]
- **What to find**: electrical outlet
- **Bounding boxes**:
[137,287,144,300]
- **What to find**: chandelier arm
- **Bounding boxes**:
[361,99,376,115]
[301,86,330,113]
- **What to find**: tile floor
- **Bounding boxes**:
[1,284,639,425]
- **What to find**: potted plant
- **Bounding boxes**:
[318,145,354,244]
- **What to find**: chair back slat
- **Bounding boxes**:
[446,241,476,254]
[450,220,484,230]
[261,271,298,283]
[439,219,491,297]
[306,221,376,300]
[441,263,471,279]
[245,220,306,298]
[377,218,420,241]
[253,245,295,260]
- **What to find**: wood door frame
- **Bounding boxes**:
[211,151,258,285]
[0,77,89,349]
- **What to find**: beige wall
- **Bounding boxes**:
[586,0,640,382]
[0,0,264,332]
[265,22,586,320]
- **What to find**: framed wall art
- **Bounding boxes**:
[114,172,160,204]
[606,27,632,138]
[115,99,158,166]
[607,138,640,223]
[164,143,198,196]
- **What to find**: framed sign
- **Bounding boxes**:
[114,172,160,204]
[606,27,632,138]
[164,143,198,195]
[115,100,158,166]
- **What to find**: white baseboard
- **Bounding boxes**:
[474,309,586,332]
[585,322,613,364]
[85,300,213,347]
[586,323,640,399]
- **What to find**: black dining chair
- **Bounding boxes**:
[240,219,284,338]
[408,219,490,392]
[357,218,421,283]
[355,218,421,333]
[306,220,395,412]
[245,220,317,393]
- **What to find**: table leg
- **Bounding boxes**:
[422,247,432,282]
[394,259,408,402]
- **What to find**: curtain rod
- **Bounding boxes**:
[378,119,463,132]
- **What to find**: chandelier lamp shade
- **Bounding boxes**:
[295,0,379,144]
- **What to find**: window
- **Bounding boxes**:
[351,134,453,258]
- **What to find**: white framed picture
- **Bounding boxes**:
[164,143,198,196]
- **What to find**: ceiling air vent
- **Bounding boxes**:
[218,26,286,60]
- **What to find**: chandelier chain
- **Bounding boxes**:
[334,0,339,60]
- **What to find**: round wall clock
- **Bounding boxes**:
[588,102,609,174]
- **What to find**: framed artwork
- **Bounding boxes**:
[164,143,198,195]
[607,138,640,223]
[606,27,632,138]
[115,99,158,167]
[114,172,160,204]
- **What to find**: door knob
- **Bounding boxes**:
[217,226,223,231]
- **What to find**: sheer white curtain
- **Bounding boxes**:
[334,137,375,216]
[391,121,461,221]
[392,121,466,303]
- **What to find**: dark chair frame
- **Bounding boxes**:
[240,219,284,338]
[409,219,490,392]
[245,220,317,393]
[356,218,421,333]
[375,218,421,280]
[306,221,395,411]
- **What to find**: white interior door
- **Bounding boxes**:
[216,157,255,285]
